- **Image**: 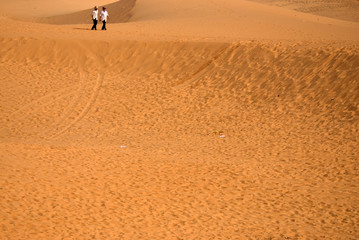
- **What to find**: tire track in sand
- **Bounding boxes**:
[47,73,104,140]
[40,72,87,138]
[6,85,78,139]
[7,86,77,119]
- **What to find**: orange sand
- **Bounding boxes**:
[1,0,358,239]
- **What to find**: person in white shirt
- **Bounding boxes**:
[100,7,109,30]
[91,6,98,30]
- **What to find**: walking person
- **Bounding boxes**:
[100,7,109,30]
[91,6,98,30]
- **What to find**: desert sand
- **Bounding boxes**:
[0,0,358,239]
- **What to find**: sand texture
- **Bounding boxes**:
[249,0,359,23]
[1,0,359,239]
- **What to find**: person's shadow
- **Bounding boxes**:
[73,27,91,31]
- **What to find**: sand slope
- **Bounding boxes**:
[0,0,359,239]
[249,0,359,23]
[0,0,116,17]
[36,0,135,24]
[1,37,358,239]
[0,0,358,42]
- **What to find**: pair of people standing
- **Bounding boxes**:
[91,6,109,30]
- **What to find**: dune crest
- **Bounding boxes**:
[35,0,136,24]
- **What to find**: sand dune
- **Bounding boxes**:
[1,36,358,239]
[1,0,359,41]
[0,0,116,17]
[36,0,135,24]
[1,0,359,239]
[249,0,359,22]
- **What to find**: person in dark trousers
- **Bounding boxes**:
[100,7,109,30]
[91,6,98,30]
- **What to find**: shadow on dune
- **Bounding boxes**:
[35,0,136,25]
[73,28,92,31]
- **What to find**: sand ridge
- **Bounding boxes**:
[35,0,136,25]
[1,0,359,42]
[0,0,117,17]
[1,0,359,239]
[248,0,359,23]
